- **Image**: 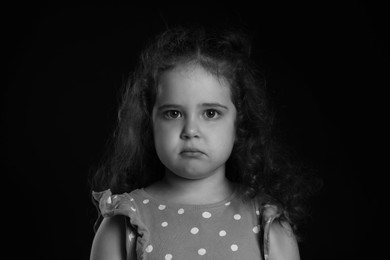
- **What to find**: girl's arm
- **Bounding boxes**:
[268,221,300,260]
[90,215,137,260]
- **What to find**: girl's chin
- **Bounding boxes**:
[165,165,225,181]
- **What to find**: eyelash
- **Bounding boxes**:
[163,109,222,120]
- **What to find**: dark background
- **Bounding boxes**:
[4,5,387,259]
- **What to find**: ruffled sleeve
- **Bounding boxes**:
[92,189,139,218]
[260,204,282,260]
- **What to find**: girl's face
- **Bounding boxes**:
[152,64,237,181]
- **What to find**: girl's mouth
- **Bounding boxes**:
[180,148,206,158]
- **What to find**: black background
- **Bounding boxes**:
[4,5,387,259]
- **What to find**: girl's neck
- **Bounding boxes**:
[145,169,236,205]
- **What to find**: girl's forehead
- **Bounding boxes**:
[163,62,209,78]
[157,63,230,90]
[155,64,233,105]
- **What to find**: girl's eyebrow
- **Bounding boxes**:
[201,103,229,110]
[156,104,182,111]
[156,103,229,111]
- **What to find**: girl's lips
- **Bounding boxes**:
[181,148,204,153]
[180,148,206,157]
[180,151,205,158]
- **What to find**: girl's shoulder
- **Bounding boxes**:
[267,220,300,260]
[250,193,300,260]
[91,189,139,260]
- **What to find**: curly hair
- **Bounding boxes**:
[92,26,319,238]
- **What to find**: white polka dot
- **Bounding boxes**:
[143,199,149,204]
[219,230,226,237]
[198,248,206,255]
[231,244,238,251]
[128,232,135,241]
[158,204,166,210]
[145,245,153,253]
[165,254,173,260]
[202,211,212,218]
[161,221,168,227]
[190,227,199,234]
[106,196,112,204]
[130,198,134,201]
[130,206,136,212]
[256,210,260,216]
[225,201,231,206]
[178,208,185,214]
[252,225,260,234]
[233,214,241,220]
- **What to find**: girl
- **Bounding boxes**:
[90,26,313,260]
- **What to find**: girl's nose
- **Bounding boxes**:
[180,118,200,139]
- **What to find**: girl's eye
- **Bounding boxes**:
[164,110,182,119]
[204,109,221,119]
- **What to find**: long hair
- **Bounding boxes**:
[91,26,319,237]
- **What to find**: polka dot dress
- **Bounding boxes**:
[92,188,280,260]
